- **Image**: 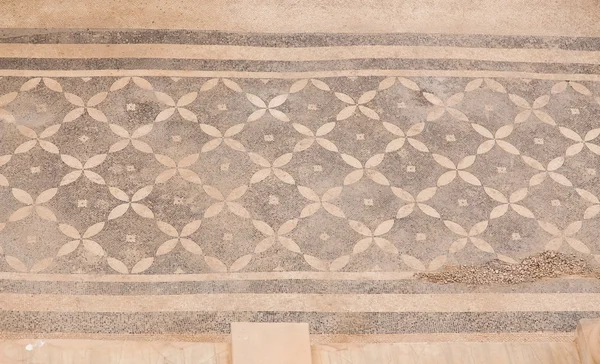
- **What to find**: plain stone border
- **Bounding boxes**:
[576,318,600,364]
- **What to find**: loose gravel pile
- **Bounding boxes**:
[416,251,597,285]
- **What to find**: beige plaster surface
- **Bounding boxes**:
[1,0,600,36]
[232,323,311,364]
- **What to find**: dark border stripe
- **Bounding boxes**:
[1,29,600,50]
[1,279,599,295]
[0,58,598,74]
[1,311,597,334]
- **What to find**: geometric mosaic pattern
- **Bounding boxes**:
[1,75,600,275]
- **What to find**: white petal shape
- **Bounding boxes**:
[378,77,396,90]
[566,238,590,254]
[457,155,476,169]
[131,124,153,139]
[551,81,568,94]
[131,140,153,153]
[532,95,549,109]
[38,140,59,154]
[382,122,404,136]
[109,123,130,138]
[391,187,414,202]
[156,239,179,255]
[19,78,41,92]
[203,202,224,218]
[336,105,357,120]
[157,221,179,237]
[514,110,531,123]
[83,154,107,169]
[82,240,105,256]
[449,238,469,253]
[268,94,288,108]
[343,170,363,185]
[444,220,468,236]
[289,79,308,93]
[569,82,592,96]
[154,108,175,122]
[177,154,199,168]
[509,188,528,203]
[230,254,253,272]
[549,172,572,187]
[471,123,493,138]
[87,108,108,123]
[576,188,600,204]
[316,122,336,136]
[446,92,464,107]
[226,185,247,202]
[293,123,314,137]
[43,78,63,92]
[366,170,389,185]
[83,222,105,238]
[447,108,468,122]
[177,92,198,107]
[279,236,301,253]
[349,220,371,236]
[496,140,520,155]
[109,77,130,91]
[509,94,530,108]
[201,138,222,152]
[132,186,153,201]
[253,220,275,236]
[465,78,483,92]
[375,238,398,255]
[398,77,420,91]
[352,238,373,254]
[564,221,582,236]
[179,220,202,237]
[132,203,154,218]
[484,78,507,93]
[177,108,198,122]
[396,204,415,218]
[469,221,488,236]
[335,92,355,104]
[273,169,295,184]
[533,110,555,125]
[341,154,363,168]
[365,153,385,168]
[559,127,583,142]
[222,79,242,92]
[418,203,440,218]
[180,239,203,255]
[5,256,27,272]
[585,128,600,142]
[107,204,129,220]
[61,154,83,170]
[432,154,455,169]
[322,203,345,218]
[34,188,56,204]
[538,220,561,235]
[9,206,33,221]
[358,106,379,120]
[322,186,343,201]
[373,220,394,236]
[357,90,377,104]
[521,156,545,171]
[489,204,509,219]
[246,93,267,108]
[107,257,128,274]
[297,186,320,201]
[0,174,7,187]
[109,187,129,202]
[273,153,293,167]
[300,203,321,218]
[269,109,290,122]
[303,255,328,271]
[39,124,61,138]
[250,169,271,184]
[205,256,228,272]
[131,257,154,274]
[484,187,508,203]
[227,202,251,218]
[87,92,108,107]
[310,79,331,91]
[57,240,81,256]
[108,139,130,153]
[459,171,481,186]
[471,237,495,253]
[546,237,563,251]
[495,124,514,139]
[437,170,456,186]
[154,92,176,106]
[254,237,276,253]
[329,255,350,271]
[586,143,600,155]
[247,109,266,122]
[248,153,271,167]
[401,254,425,270]
[497,254,518,264]
[428,255,447,271]
[426,107,446,121]
[423,92,443,106]
[224,123,245,137]
[132,77,153,90]
[59,224,81,239]
[84,170,105,184]
[407,138,429,152]
[155,169,177,184]
[14,140,37,154]
[224,138,246,152]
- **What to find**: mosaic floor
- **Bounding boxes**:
[0,1,600,340]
